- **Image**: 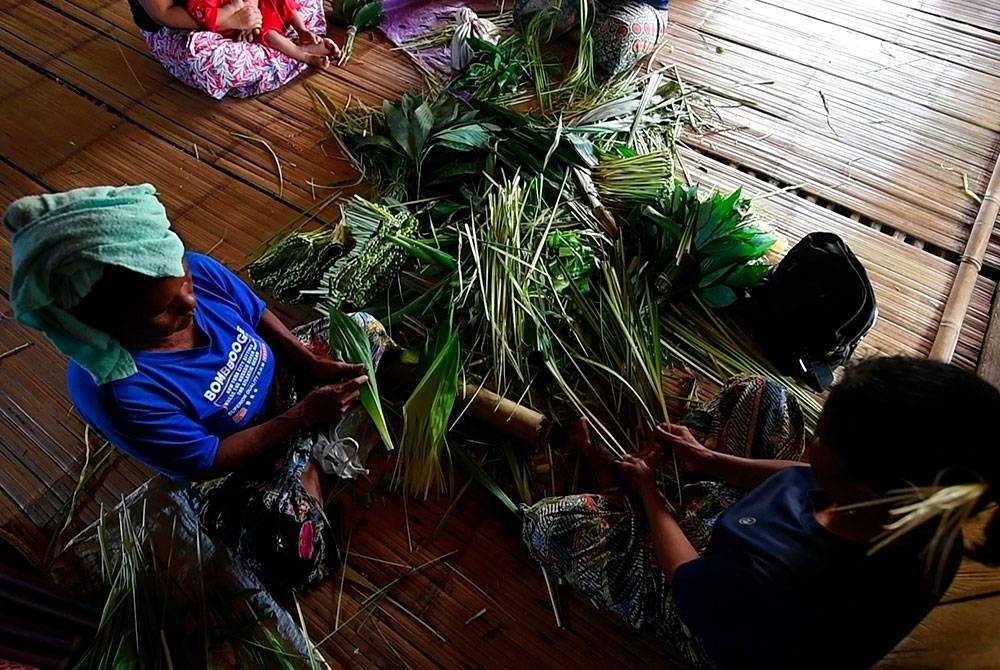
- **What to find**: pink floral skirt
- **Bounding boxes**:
[142,0,325,99]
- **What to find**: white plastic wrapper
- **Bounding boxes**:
[450,8,500,71]
[311,407,379,479]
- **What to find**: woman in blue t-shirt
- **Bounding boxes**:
[5,184,380,590]
[523,358,1000,669]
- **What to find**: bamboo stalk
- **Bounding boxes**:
[458,384,550,449]
[930,155,1000,362]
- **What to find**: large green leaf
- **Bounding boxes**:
[431,124,492,151]
[411,101,436,159]
[724,263,771,288]
[697,262,739,288]
[328,309,395,450]
[352,1,383,29]
[699,284,738,308]
[383,100,414,160]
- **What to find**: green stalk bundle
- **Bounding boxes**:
[248,225,349,303]
[395,330,461,497]
[328,308,395,450]
[330,0,384,66]
[320,196,418,310]
[593,149,672,205]
[659,300,823,432]
[457,175,566,390]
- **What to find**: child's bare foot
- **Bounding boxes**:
[296,28,321,45]
[265,31,337,68]
[572,417,619,491]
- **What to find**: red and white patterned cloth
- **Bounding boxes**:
[142,0,325,99]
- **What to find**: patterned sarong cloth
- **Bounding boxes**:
[522,375,806,667]
[196,313,393,591]
[142,0,326,99]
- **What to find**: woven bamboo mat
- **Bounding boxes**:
[666,0,1000,268]
[1,0,999,666]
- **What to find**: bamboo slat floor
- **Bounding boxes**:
[1,0,999,666]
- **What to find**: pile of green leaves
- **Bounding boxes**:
[340,92,497,198]
[273,68,812,508]
[453,36,530,101]
[641,181,776,308]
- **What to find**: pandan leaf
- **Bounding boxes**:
[328,309,395,450]
[387,234,458,270]
[725,263,771,288]
[699,284,738,308]
[352,1,383,30]
[396,331,461,497]
[384,100,414,160]
[411,102,436,158]
[431,125,492,151]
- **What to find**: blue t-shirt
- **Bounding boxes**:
[68,253,276,481]
[673,467,961,670]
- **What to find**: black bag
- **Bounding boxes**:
[744,232,877,392]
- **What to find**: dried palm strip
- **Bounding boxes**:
[930,155,1000,362]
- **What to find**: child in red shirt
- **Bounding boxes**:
[188,0,340,68]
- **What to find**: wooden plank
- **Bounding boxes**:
[757,0,1000,76]
[880,0,1000,31]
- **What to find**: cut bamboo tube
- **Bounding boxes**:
[458,384,551,449]
[930,155,1000,362]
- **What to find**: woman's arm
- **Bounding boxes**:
[256,309,365,384]
[658,424,806,491]
[204,373,367,477]
[615,452,699,578]
[137,0,200,30]
[138,0,261,32]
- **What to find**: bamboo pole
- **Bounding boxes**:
[458,385,551,449]
[930,155,1000,362]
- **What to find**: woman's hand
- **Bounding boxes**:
[217,0,262,34]
[613,449,662,498]
[308,355,367,386]
[302,375,368,425]
[655,424,714,475]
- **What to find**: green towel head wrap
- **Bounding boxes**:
[5,183,185,385]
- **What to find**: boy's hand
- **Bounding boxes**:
[613,448,662,498]
[656,424,714,474]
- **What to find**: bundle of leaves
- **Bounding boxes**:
[640,181,776,308]
[329,0,383,65]
[248,224,349,303]
[339,92,498,198]
[453,35,531,101]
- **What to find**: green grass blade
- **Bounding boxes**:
[328,309,395,450]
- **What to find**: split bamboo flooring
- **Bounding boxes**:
[0,0,998,667]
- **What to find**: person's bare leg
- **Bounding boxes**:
[573,417,619,491]
[263,29,334,68]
